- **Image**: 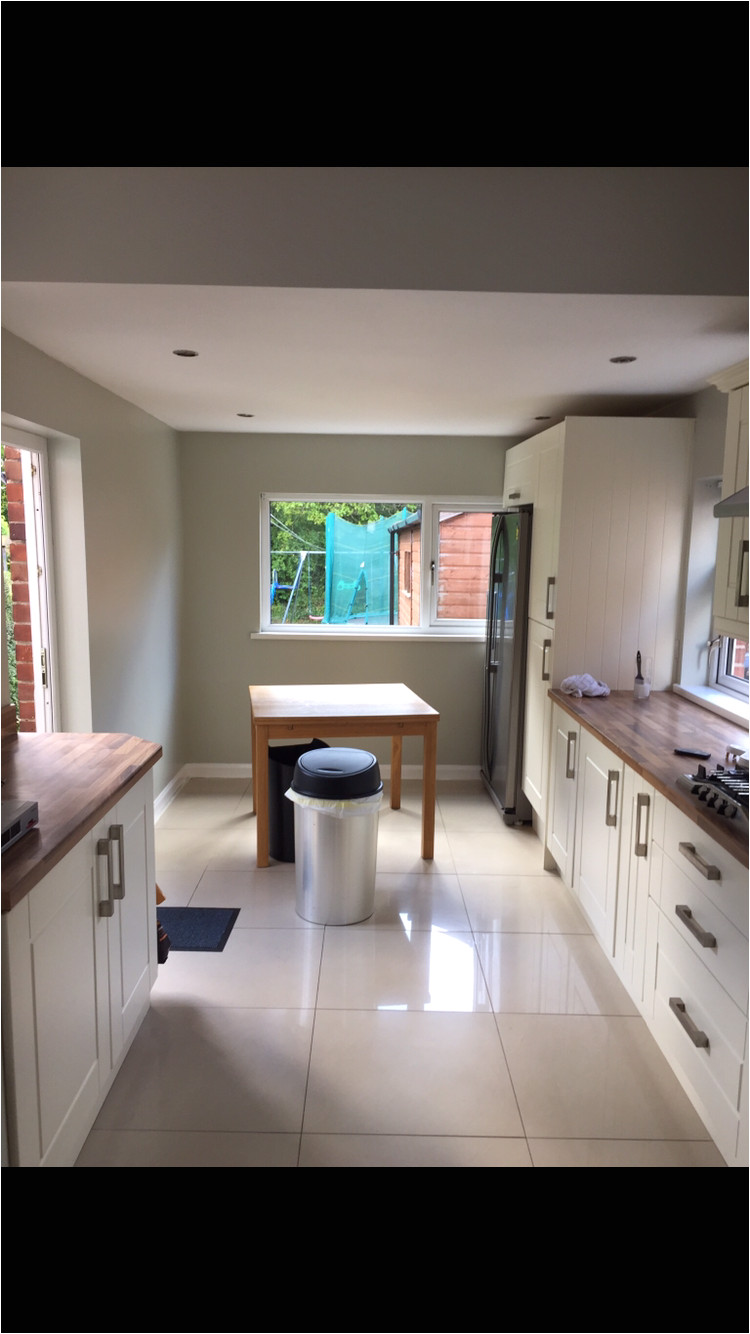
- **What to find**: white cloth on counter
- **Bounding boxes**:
[560,674,611,698]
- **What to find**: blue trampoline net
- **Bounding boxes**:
[324,508,413,624]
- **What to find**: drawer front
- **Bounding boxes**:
[659,848,748,1013]
[658,798,748,938]
[652,909,746,1144]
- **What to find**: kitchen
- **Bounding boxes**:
[1,168,747,1167]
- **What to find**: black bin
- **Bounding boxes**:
[268,739,329,861]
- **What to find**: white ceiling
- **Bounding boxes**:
[2,282,747,437]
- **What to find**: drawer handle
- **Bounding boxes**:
[109,824,126,900]
[565,731,577,779]
[606,770,619,827]
[508,489,521,501]
[678,841,720,880]
[546,576,556,620]
[97,837,115,918]
[634,792,650,857]
[675,904,717,949]
[669,996,710,1049]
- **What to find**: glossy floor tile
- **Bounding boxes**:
[76,777,726,1168]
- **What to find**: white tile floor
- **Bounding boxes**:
[76,776,726,1167]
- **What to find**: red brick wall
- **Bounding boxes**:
[3,445,36,730]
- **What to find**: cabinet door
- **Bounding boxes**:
[102,773,156,1068]
[573,731,623,954]
[2,836,109,1167]
[522,618,554,818]
[502,440,538,508]
[546,706,579,887]
[614,767,654,1006]
[528,427,564,625]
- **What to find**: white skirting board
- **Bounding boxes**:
[155,763,482,821]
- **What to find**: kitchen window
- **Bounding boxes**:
[715,635,749,698]
[260,495,499,635]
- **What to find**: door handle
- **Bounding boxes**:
[97,838,115,917]
[109,823,125,899]
[565,731,576,779]
[542,639,552,682]
[634,792,650,857]
[546,576,556,620]
[605,770,619,827]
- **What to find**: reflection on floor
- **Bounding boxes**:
[76,777,725,1167]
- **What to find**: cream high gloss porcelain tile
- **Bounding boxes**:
[92,1005,314,1133]
[459,872,590,934]
[155,826,220,867]
[203,818,259,869]
[317,928,490,1012]
[154,866,207,907]
[157,778,251,828]
[76,1128,300,1167]
[299,1133,532,1167]
[374,825,456,874]
[437,784,511,830]
[304,1010,523,1136]
[497,1014,713,1141]
[189,865,309,928]
[445,826,546,874]
[475,932,639,1015]
[152,926,323,1008]
[364,872,471,931]
[528,1138,727,1167]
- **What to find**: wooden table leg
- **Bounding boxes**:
[390,733,403,809]
[254,725,270,867]
[421,722,437,860]
[250,710,257,815]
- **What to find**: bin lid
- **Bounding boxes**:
[291,747,382,799]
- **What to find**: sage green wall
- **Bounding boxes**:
[177,432,507,768]
[2,331,183,794]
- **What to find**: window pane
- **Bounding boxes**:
[435,510,493,620]
[269,500,420,626]
[726,638,749,684]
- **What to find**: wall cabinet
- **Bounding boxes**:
[2,771,156,1167]
[712,377,749,642]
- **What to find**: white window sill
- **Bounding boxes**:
[673,683,750,727]
[252,628,485,643]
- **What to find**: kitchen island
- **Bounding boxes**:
[546,687,748,1166]
[2,730,162,1166]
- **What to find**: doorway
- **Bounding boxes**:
[2,432,55,732]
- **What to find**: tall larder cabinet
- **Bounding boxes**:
[503,415,694,842]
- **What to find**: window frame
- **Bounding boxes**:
[715,634,749,699]
[259,493,502,636]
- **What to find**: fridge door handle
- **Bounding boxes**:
[542,639,552,682]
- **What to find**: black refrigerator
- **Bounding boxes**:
[480,506,533,825]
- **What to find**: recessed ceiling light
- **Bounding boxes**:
[610,355,637,364]
[172,348,198,357]
[237,413,254,418]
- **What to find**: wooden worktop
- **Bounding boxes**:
[549,689,749,868]
[1,732,162,912]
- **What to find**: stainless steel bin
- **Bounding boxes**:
[286,748,383,924]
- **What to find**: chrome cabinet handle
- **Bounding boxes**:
[545,576,556,620]
[97,837,115,918]
[508,489,521,501]
[669,997,709,1049]
[678,842,720,880]
[542,639,552,682]
[606,770,619,827]
[634,792,650,857]
[109,823,125,899]
[736,538,748,608]
[565,731,576,779]
[675,904,717,949]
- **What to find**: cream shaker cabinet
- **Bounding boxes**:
[614,766,656,1008]
[572,728,624,956]
[504,415,693,835]
[2,771,156,1167]
[546,705,580,887]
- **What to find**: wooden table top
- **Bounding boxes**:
[1,732,163,912]
[249,682,440,725]
[549,689,749,867]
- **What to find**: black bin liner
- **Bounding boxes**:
[268,739,329,861]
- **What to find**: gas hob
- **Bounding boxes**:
[676,761,749,832]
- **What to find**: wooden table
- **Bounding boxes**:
[249,682,440,867]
